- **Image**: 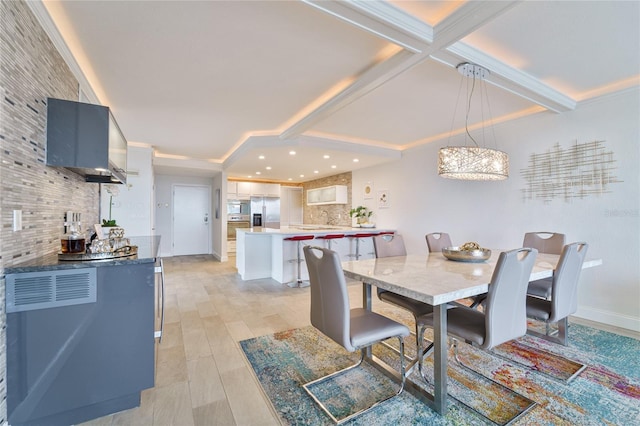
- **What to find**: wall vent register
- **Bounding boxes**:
[6,268,97,313]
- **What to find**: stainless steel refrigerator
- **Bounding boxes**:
[250,197,280,229]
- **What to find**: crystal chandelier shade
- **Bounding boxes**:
[438,63,509,181]
[438,146,509,180]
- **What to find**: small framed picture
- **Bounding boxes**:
[378,190,389,208]
[363,182,374,199]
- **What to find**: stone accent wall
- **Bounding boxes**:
[302,172,352,226]
[0,1,100,422]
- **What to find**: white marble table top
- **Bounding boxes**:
[342,251,602,306]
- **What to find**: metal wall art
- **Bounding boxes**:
[521,140,621,203]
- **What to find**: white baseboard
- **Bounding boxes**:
[212,251,228,262]
[575,305,640,333]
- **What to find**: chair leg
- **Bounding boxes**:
[417,325,435,382]
[557,317,568,345]
[526,317,569,346]
[303,337,407,424]
[396,336,407,394]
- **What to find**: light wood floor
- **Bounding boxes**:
[82,254,638,426]
[82,255,321,426]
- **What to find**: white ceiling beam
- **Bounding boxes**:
[433,43,576,112]
[429,0,575,112]
[282,1,529,141]
[432,1,521,49]
[279,48,426,140]
[278,0,573,151]
[281,0,437,140]
[302,0,433,53]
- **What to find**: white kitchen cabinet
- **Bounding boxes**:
[237,182,251,199]
[227,181,237,199]
[251,182,280,197]
[228,181,251,200]
[306,185,348,205]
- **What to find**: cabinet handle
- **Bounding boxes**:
[154,258,165,343]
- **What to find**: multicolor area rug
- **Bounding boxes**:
[240,323,640,425]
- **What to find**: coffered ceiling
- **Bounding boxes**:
[30,1,639,182]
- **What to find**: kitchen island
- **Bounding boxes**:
[4,236,160,426]
[236,226,395,283]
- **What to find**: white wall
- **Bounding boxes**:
[100,145,154,237]
[154,173,217,257]
[352,89,640,332]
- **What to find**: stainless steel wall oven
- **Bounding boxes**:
[227,214,250,240]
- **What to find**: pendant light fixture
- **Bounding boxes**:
[438,63,509,181]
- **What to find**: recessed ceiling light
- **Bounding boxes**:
[288,178,292,181]
[323,155,330,159]
[299,174,304,178]
[331,165,337,169]
[353,158,359,163]
[258,155,265,160]
[248,175,252,178]
[289,151,296,155]
[266,166,272,170]
[256,171,261,175]
[314,170,319,174]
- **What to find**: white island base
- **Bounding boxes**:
[236,226,394,284]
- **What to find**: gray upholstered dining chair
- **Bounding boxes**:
[526,242,588,345]
[416,248,537,383]
[425,232,453,253]
[302,246,410,424]
[373,234,433,354]
[523,232,566,299]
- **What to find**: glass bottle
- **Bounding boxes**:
[61,220,86,253]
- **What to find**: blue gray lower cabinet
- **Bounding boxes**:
[7,262,155,426]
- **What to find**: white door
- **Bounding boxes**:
[173,185,211,255]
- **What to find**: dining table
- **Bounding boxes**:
[341,249,602,415]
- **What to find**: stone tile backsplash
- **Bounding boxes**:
[1,1,101,422]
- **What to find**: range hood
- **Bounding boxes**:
[46,98,127,184]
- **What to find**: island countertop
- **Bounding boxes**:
[4,235,161,274]
[237,226,395,237]
[236,227,395,283]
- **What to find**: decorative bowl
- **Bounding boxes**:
[442,246,492,263]
[360,223,376,228]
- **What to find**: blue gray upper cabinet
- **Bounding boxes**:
[46,97,127,184]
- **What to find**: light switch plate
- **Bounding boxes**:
[13,209,22,231]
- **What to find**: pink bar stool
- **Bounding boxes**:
[347,232,379,260]
[315,233,345,250]
[284,235,315,288]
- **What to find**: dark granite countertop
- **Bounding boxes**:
[4,236,161,274]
